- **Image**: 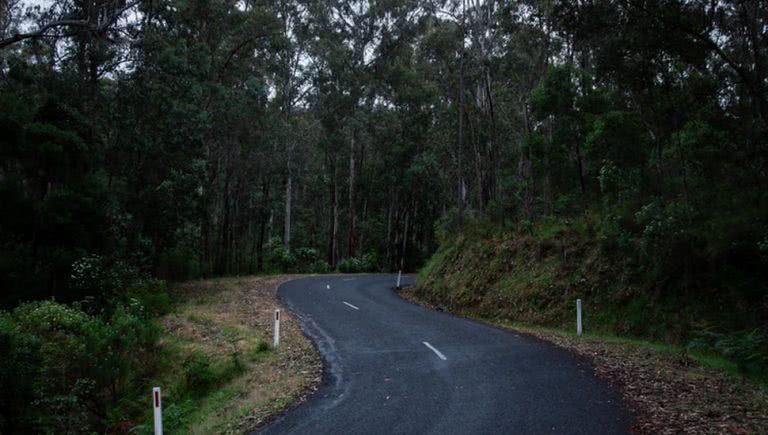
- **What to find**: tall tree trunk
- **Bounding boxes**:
[348,130,356,258]
[218,168,231,275]
[400,209,409,271]
[385,191,393,270]
[268,209,274,241]
[249,192,257,274]
[575,142,586,198]
[469,116,484,211]
[256,182,270,272]
[201,205,209,278]
[328,161,339,268]
[284,170,292,249]
[484,69,498,209]
[520,99,534,220]
[457,3,466,222]
[358,199,367,255]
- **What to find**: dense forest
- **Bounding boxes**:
[2,0,767,304]
[0,0,767,431]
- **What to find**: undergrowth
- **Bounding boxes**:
[417,216,768,380]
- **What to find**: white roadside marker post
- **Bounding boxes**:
[576,299,583,336]
[396,270,402,289]
[273,309,281,348]
[152,387,163,435]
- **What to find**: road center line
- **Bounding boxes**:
[342,278,356,281]
[422,341,447,360]
[342,301,360,310]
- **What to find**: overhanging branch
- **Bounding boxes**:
[0,0,140,49]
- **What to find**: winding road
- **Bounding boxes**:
[258,274,629,434]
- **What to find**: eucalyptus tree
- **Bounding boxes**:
[302,0,379,266]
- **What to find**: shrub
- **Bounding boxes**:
[7,301,102,431]
[264,242,331,273]
[434,207,481,244]
[118,278,171,317]
[183,352,216,395]
[255,340,271,353]
[337,257,362,273]
[337,252,379,273]
[92,302,162,389]
[294,247,319,265]
[70,255,171,316]
[0,300,161,433]
[309,259,331,273]
[158,399,195,433]
[689,328,768,375]
[265,238,296,271]
[70,255,108,296]
[0,313,41,433]
[249,340,272,362]
[293,247,330,273]
[157,245,201,282]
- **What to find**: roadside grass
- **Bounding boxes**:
[131,276,321,434]
[490,318,749,379]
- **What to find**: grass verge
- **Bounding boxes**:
[132,275,321,434]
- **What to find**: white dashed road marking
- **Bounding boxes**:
[422,342,447,360]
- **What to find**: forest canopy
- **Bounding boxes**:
[0,0,766,310]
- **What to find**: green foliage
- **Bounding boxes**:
[181,348,247,401]
[531,64,579,118]
[337,252,379,273]
[266,239,296,272]
[157,243,202,282]
[585,111,648,169]
[183,352,216,395]
[0,313,41,433]
[254,340,271,354]
[419,215,768,375]
[265,240,331,273]
[309,259,332,274]
[293,247,331,273]
[689,329,768,376]
[1,0,768,426]
[70,255,171,316]
[158,399,196,433]
[0,300,161,433]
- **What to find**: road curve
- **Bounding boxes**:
[257,274,629,435]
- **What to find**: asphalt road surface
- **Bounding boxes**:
[258,274,629,435]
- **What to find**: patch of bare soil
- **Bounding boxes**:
[398,285,768,435]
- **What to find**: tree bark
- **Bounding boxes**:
[457,2,466,222]
[401,209,410,271]
[385,191,393,269]
[328,160,339,268]
[284,170,292,249]
[348,130,356,258]
[256,182,270,272]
